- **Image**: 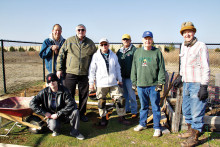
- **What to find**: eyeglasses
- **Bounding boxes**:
[122,38,130,41]
[100,44,108,46]
[77,29,85,32]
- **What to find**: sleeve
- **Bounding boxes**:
[200,43,210,85]
[130,51,137,85]
[29,90,47,116]
[88,53,97,85]
[115,55,122,82]
[56,40,68,71]
[157,50,166,84]
[39,39,52,59]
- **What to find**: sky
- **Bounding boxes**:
[0,0,220,44]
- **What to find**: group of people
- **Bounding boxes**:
[30,22,210,146]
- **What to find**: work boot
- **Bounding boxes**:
[178,124,192,139]
[181,129,199,147]
[118,116,131,125]
[99,116,108,126]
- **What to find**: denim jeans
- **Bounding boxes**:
[182,82,207,132]
[137,86,161,129]
[122,78,137,114]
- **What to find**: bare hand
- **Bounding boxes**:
[51,114,58,120]
[51,45,59,54]
[89,85,95,91]
[57,71,62,79]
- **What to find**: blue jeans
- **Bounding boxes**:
[122,78,137,114]
[182,82,207,132]
[137,86,161,129]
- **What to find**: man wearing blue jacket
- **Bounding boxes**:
[39,24,65,73]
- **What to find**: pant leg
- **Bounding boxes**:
[149,86,161,129]
[137,86,149,127]
[122,78,130,112]
[64,73,77,101]
[182,83,193,125]
[96,87,109,117]
[124,78,137,114]
[189,83,207,132]
[69,109,80,136]
[110,86,126,117]
[78,75,89,116]
[47,118,61,132]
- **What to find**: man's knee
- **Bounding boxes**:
[47,119,60,131]
[115,97,125,108]
[98,98,106,109]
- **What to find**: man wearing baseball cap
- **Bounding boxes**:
[116,34,138,118]
[131,31,166,137]
[173,22,210,147]
[30,73,85,140]
[88,38,131,126]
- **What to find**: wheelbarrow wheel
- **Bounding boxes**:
[26,116,45,134]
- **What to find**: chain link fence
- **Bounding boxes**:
[1,40,220,106]
[0,40,44,95]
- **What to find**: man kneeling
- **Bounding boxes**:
[30,73,84,140]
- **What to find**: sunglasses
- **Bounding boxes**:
[77,29,85,32]
[100,44,108,46]
[122,38,130,41]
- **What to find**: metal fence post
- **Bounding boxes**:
[43,59,45,82]
[1,40,7,93]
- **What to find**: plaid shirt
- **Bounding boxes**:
[180,41,210,85]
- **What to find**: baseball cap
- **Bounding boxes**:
[46,73,58,83]
[142,31,153,38]
[99,38,109,44]
[122,34,131,40]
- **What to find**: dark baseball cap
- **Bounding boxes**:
[46,73,58,83]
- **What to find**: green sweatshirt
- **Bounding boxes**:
[131,47,165,86]
[56,36,97,75]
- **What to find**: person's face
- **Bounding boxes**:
[48,81,58,91]
[182,30,195,42]
[76,26,86,39]
[122,38,131,48]
[142,37,153,48]
[52,25,62,41]
[100,41,109,53]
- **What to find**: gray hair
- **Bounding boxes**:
[76,24,86,30]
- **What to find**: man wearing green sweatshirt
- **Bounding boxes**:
[131,31,165,137]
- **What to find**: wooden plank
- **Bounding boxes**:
[172,88,183,133]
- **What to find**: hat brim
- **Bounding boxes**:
[180,26,196,35]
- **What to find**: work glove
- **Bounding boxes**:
[155,84,163,92]
[198,85,208,101]
[132,85,136,91]
[173,76,182,88]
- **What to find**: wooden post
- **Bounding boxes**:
[172,88,183,133]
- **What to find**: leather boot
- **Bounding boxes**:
[178,124,192,139]
[118,116,131,125]
[99,116,108,126]
[181,129,199,147]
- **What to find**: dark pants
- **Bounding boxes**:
[47,109,80,136]
[64,73,89,116]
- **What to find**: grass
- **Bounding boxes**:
[0,108,219,147]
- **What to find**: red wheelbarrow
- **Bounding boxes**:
[0,97,46,137]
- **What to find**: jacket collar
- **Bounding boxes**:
[47,84,63,94]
